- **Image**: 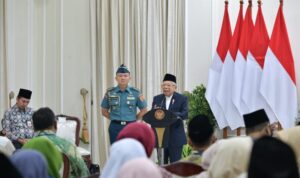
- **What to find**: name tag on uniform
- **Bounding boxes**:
[127,96,135,100]
[27,121,32,127]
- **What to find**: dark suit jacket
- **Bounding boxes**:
[152,92,188,147]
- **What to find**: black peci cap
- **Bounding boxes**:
[163,73,176,83]
[17,88,32,99]
[243,109,269,128]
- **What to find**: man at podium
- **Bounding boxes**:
[152,73,188,163]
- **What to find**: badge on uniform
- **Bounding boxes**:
[27,121,32,127]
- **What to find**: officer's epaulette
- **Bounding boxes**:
[106,87,114,92]
[130,87,141,93]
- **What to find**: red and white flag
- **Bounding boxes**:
[242,3,277,123]
[205,1,232,129]
[260,1,297,128]
[216,2,244,130]
[232,2,254,116]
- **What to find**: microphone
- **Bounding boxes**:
[159,97,165,109]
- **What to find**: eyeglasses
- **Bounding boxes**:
[161,83,175,87]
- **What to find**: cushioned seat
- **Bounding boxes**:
[162,161,203,177]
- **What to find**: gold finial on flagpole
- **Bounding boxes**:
[258,0,262,5]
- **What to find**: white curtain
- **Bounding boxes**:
[0,0,8,122]
[90,0,185,166]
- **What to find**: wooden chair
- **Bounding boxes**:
[56,114,81,146]
[162,162,203,177]
[62,153,70,178]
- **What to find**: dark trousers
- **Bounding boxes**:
[163,146,183,164]
[108,122,126,144]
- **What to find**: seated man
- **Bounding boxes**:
[180,115,215,165]
[32,107,90,178]
[243,109,272,139]
[1,88,34,149]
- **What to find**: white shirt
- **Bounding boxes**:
[165,95,173,110]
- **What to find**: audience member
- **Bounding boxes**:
[1,88,34,148]
[23,137,62,178]
[116,121,155,157]
[10,150,48,178]
[100,138,147,178]
[32,107,89,178]
[243,109,272,139]
[247,136,299,178]
[180,114,215,165]
[275,126,300,172]
[0,152,22,178]
[196,140,227,178]
[116,121,172,178]
[0,136,15,156]
[117,157,163,178]
[206,137,253,178]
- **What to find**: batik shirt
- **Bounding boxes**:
[1,104,34,140]
[35,130,90,178]
[180,150,203,165]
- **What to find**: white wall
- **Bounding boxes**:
[185,0,212,91]
[185,0,300,109]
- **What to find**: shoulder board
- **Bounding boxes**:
[130,87,141,93]
[106,87,114,92]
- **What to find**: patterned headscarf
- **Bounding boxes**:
[11,150,48,178]
[23,137,62,178]
[117,122,155,157]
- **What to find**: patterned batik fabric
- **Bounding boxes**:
[1,104,34,140]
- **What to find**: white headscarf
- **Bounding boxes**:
[117,157,163,178]
[200,139,225,170]
[100,138,147,178]
[208,136,253,178]
[276,126,300,171]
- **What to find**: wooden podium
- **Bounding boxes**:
[143,108,178,165]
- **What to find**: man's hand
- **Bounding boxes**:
[17,138,29,145]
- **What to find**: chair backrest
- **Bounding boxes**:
[56,114,80,146]
[162,162,203,177]
[62,153,70,178]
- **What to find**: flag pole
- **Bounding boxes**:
[222,0,228,139]
[235,0,244,137]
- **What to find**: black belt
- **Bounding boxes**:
[111,120,135,125]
